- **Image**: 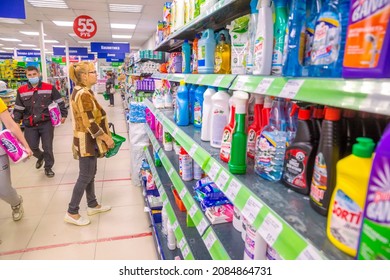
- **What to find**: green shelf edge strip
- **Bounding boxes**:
[144,148,195,260]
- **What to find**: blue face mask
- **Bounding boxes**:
[28,77,40,85]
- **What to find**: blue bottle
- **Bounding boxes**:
[198,28,216,74]
[193,85,207,129]
[176,80,190,126]
[304,0,322,68]
[335,0,350,77]
[189,84,198,124]
[255,97,287,182]
[182,39,191,74]
[282,0,307,77]
[310,0,342,77]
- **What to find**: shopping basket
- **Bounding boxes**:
[102,91,110,100]
[105,123,126,158]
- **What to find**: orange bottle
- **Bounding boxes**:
[192,34,200,74]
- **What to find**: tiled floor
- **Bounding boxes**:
[0,93,158,260]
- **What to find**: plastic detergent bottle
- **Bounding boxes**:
[255,97,287,182]
[163,129,173,152]
[271,0,288,76]
[310,107,341,216]
[210,88,230,148]
[194,85,207,129]
[282,0,306,77]
[175,0,185,30]
[179,147,193,181]
[311,105,325,148]
[340,109,360,158]
[182,39,191,74]
[357,126,390,260]
[201,86,217,141]
[342,1,390,78]
[310,0,342,77]
[220,94,236,162]
[253,0,274,76]
[358,112,382,144]
[327,137,375,257]
[229,91,250,174]
[176,80,190,126]
[189,84,198,124]
[335,0,351,77]
[246,0,259,74]
[282,105,317,195]
[214,32,231,74]
[304,0,322,68]
[247,95,264,159]
[192,34,200,73]
[198,28,216,74]
[285,100,298,146]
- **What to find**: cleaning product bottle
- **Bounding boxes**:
[182,39,191,74]
[194,85,207,129]
[246,0,259,74]
[189,84,198,124]
[220,94,236,162]
[282,0,306,77]
[171,0,177,33]
[192,34,200,73]
[282,105,317,195]
[304,0,322,68]
[155,150,162,167]
[285,100,298,146]
[271,0,288,76]
[261,96,272,130]
[357,125,390,260]
[310,0,342,77]
[340,109,360,158]
[176,80,190,126]
[214,32,231,74]
[327,137,375,257]
[253,0,274,76]
[179,146,193,181]
[163,129,173,152]
[358,112,382,144]
[201,86,217,141]
[210,88,230,148]
[229,91,250,174]
[229,15,250,75]
[335,0,351,77]
[342,1,390,78]
[198,28,216,74]
[247,95,264,159]
[312,105,325,148]
[310,107,341,216]
[255,97,287,182]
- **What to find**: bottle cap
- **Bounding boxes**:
[352,137,375,158]
[218,87,226,91]
[180,80,185,86]
[298,109,311,120]
[184,39,188,43]
[342,109,356,118]
[324,107,341,121]
[313,106,325,119]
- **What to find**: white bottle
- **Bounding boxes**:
[210,88,230,148]
[167,221,176,250]
[201,0,218,14]
[193,161,203,180]
[244,224,267,260]
[200,86,216,142]
[253,0,274,75]
[175,0,185,30]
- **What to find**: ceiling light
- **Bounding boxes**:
[52,21,73,27]
[77,41,91,44]
[0,50,6,53]
[33,48,47,51]
[109,4,143,13]
[2,47,16,50]
[111,23,136,29]
[0,38,21,42]
[0,18,24,24]
[20,31,46,36]
[112,35,132,39]
[19,44,37,47]
[44,40,59,43]
[52,45,66,48]
[27,0,68,9]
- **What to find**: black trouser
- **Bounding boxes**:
[109,93,114,106]
[24,121,54,169]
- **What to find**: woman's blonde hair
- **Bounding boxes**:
[69,62,94,86]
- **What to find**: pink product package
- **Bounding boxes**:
[205,204,234,224]
[48,102,62,127]
[0,129,28,163]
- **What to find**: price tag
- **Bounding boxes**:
[182,245,190,259]
[178,237,187,250]
[235,79,245,89]
[196,218,208,235]
[188,144,198,157]
[189,204,198,218]
[213,75,224,87]
[215,170,230,190]
[204,231,217,250]
[171,127,179,138]
[241,196,264,225]
[168,168,174,176]
[225,179,242,201]
[196,75,204,84]
[279,79,305,99]
[179,188,187,199]
[297,245,323,260]
[207,162,220,181]
[258,213,283,246]
[255,78,274,94]
[172,220,179,231]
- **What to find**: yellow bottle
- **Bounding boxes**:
[327,137,375,257]
[214,33,231,74]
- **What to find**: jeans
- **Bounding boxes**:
[109,94,114,106]
[67,156,99,214]
[0,155,21,207]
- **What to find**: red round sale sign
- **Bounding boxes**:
[73,15,97,39]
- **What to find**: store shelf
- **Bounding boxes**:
[155,0,251,52]
[0,77,28,81]
[152,73,237,88]
[135,58,165,64]
[144,99,352,260]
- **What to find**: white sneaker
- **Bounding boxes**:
[87,205,112,216]
[64,213,90,226]
[11,195,24,221]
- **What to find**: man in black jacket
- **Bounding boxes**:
[14,66,68,177]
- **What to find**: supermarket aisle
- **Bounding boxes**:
[0,93,158,260]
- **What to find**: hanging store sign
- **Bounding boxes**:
[73,15,97,39]
[0,53,14,59]
[0,0,26,19]
[53,47,88,56]
[16,50,40,57]
[81,53,96,61]
[97,53,125,59]
[91,42,130,54]
[106,58,124,62]
[61,56,79,63]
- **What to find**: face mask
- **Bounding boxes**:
[28,77,40,85]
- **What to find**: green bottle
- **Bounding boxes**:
[229,91,249,174]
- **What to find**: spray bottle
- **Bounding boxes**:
[247,95,264,159]
[220,94,236,162]
[246,0,259,74]
[210,88,230,148]
[271,0,288,76]
[304,0,322,69]
[201,86,217,141]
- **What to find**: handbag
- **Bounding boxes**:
[110,87,115,94]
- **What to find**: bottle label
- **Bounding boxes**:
[310,153,327,206]
[211,110,227,147]
[283,149,308,189]
[220,128,232,161]
[271,49,283,75]
[247,128,257,158]
[182,53,186,72]
[215,52,222,73]
[198,45,206,67]
[282,27,289,66]
[193,50,198,72]
[194,101,202,126]
[311,16,341,65]
[330,190,363,250]
[179,153,193,181]
[304,26,315,66]
[254,36,264,70]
